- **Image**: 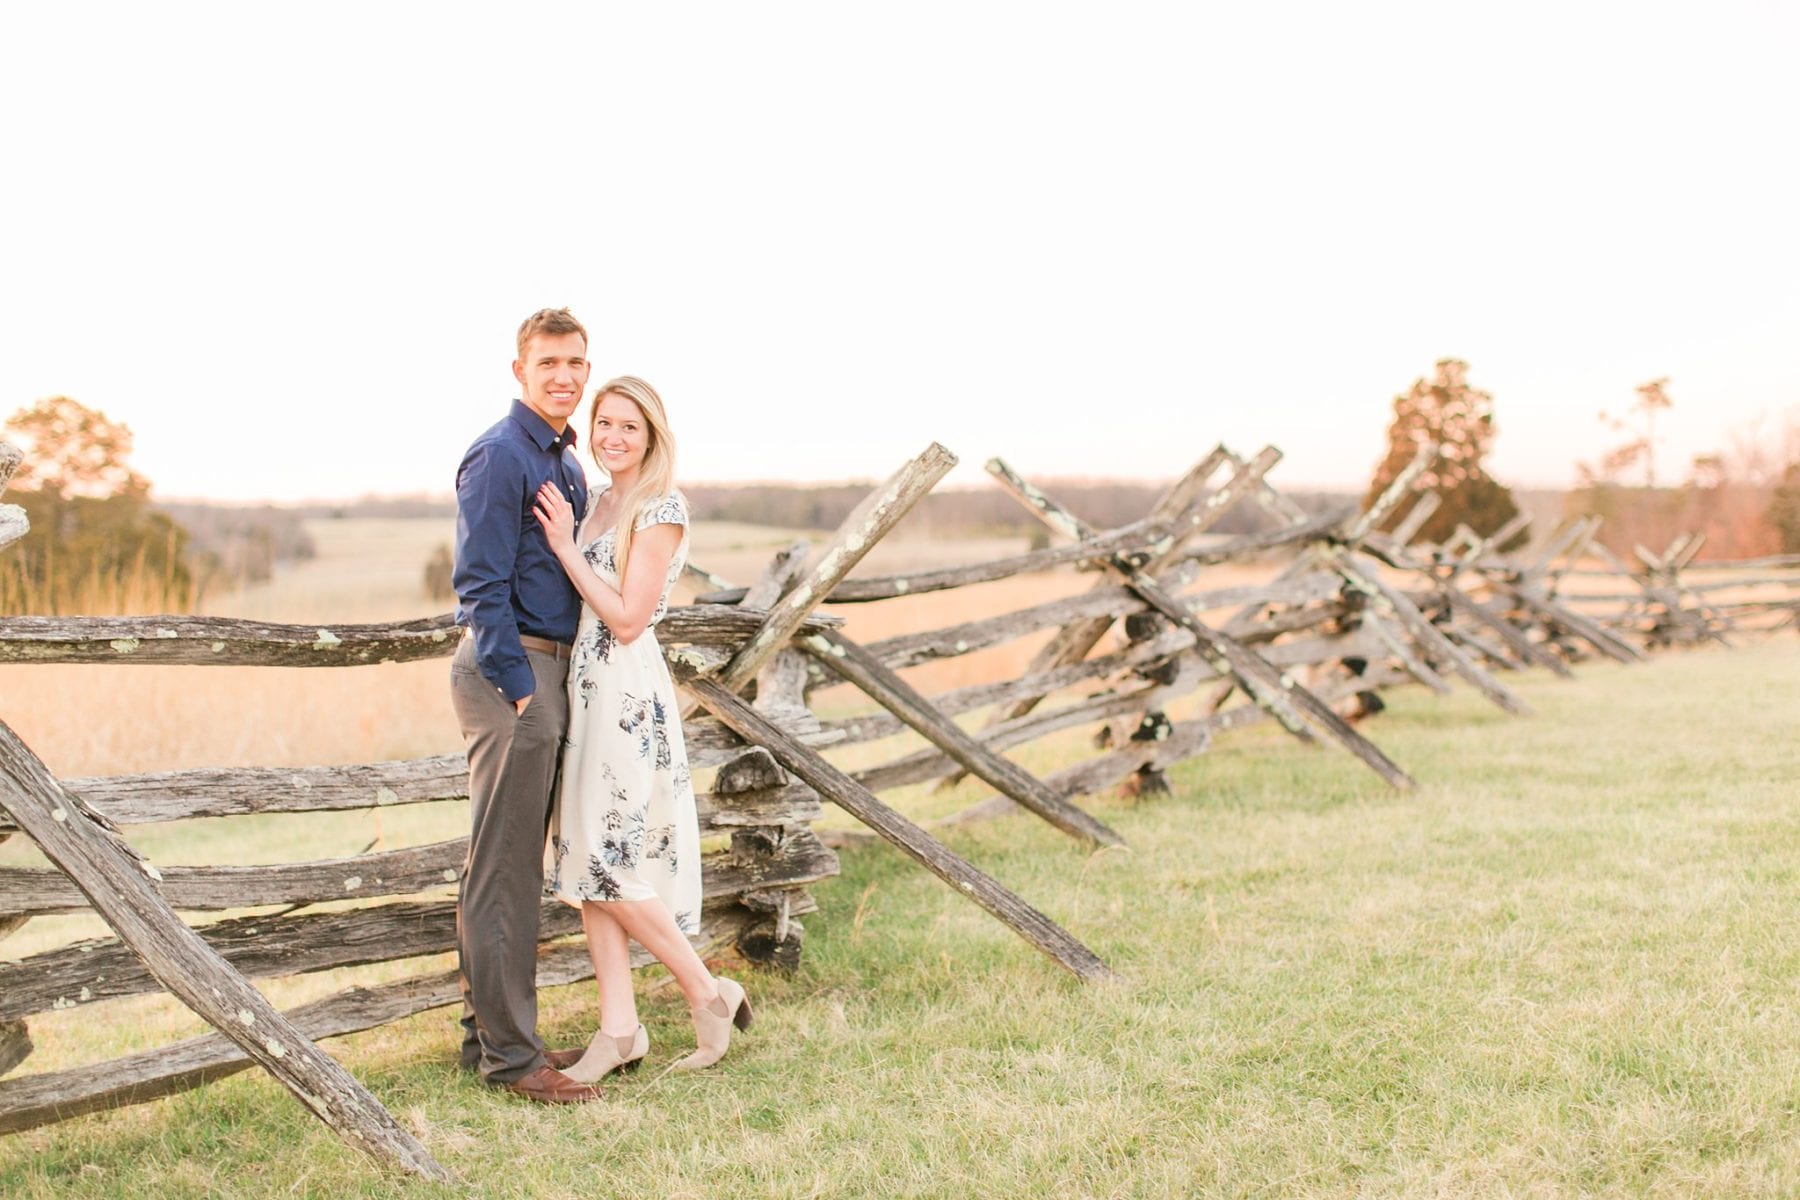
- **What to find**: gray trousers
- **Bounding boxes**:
[449,638,570,1084]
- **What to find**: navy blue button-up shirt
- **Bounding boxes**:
[453,401,589,701]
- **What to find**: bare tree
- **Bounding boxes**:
[1586,377,1673,490]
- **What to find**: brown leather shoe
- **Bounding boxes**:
[502,1065,602,1104]
[541,1046,586,1072]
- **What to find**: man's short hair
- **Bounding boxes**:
[515,308,588,359]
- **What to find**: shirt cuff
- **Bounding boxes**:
[495,662,536,703]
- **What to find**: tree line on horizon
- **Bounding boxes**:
[1363,359,1800,561]
[6,373,1799,616]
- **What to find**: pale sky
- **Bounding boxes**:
[3,2,1796,502]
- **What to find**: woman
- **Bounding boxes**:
[532,375,751,1080]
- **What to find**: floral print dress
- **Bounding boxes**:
[544,488,700,935]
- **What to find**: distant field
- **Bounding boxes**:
[206,517,458,623]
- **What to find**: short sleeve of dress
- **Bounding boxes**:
[634,491,689,532]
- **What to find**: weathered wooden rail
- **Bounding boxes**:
[1380,518,1799,664]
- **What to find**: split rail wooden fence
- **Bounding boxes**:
[1,434,1793,1176]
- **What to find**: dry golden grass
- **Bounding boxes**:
[0,549,194,618]
[0,659,459,779]
[208,517,456,623]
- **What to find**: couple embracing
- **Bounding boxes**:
[449,308,750,1105]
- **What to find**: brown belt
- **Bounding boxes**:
[517,634,574,661]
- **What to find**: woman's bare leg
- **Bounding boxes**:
[580,902,641,1037]
[597,897,718,1009]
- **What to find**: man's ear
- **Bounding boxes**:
[512,359,527,387]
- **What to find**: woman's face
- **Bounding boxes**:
[591,391,651,478]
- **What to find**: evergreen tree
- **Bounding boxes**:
[1364,359,1524,549]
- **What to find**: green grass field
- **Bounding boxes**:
[4,640,1799,1198]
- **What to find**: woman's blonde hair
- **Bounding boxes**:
[590,375,678,582]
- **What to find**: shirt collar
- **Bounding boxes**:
[509,400,578,454]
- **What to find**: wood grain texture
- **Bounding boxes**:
[799,631,1123,846]
[0,1021,29,1079]
[0,442,21,554]
[697,518,1168,604]
[0,720,448,1179]
[684,679,1111,982]
[0,755,822,836]
[714,443,957,693]
[1440,585,1572,677]
[0,828,836,1020]
[861,573,1340,673]
[0,605,841,668]
[987,458,1416,790]
[1340,551,1530,715]
[969,449,1237,738]
[0,508,24,556]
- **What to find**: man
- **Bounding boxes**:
[449,307,598,1104]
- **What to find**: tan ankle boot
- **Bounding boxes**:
[563,1024,648,1083]
[673,976,752,1071]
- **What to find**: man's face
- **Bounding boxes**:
[512,332,590,431]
